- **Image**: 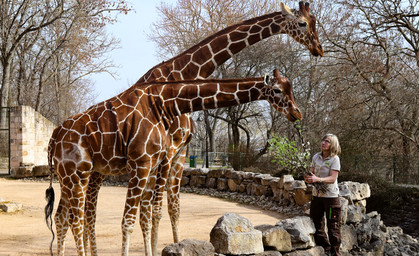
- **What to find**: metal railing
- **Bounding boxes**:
[0,107,11,175]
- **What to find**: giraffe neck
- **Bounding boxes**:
[140,12,289,82]
[145,77,266,118]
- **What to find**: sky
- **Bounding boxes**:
[90,0,176,103]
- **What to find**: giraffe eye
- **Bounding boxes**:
[298,22,307,27]
[273,88,282,94]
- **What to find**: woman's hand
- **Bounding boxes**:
[305,174,323,183]
[304,173,317,183]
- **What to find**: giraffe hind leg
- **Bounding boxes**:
[84,172,105,256]
[55,194,71,256]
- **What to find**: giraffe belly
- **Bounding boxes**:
[92,154,129,176]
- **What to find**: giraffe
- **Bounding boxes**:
[45,1,322,255]
[45,68,301,256]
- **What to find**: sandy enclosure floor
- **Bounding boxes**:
[0,178,286,255]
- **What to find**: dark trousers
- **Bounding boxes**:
[310,196,341,256]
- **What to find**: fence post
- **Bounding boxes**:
[393,156,397,184]
[355,155,358,170]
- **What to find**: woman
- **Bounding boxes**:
[305,134,341,256]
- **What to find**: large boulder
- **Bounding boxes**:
[340,224,358,252]
[275,216,316,250]
[255,224,292,252]
[210,212,264,255]
[161,239,214,256]
[282,246,325,256]
[339,182,371,201]
[346,205,363,224]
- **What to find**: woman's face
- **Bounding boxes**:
[321,137,331,152]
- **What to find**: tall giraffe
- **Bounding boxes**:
[90,1,322,255]
[45,69,301,256]
[45,1,322,255]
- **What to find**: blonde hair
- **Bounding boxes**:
[322,133,341,157]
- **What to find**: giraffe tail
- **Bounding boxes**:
[45,185,55,255]
[45,134,57,256]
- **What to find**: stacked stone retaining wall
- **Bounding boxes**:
[9,106,55,177]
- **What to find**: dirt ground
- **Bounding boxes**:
[0,178,286,256]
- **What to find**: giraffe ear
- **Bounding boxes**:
[264,74,270,85]
[280,2,294,17]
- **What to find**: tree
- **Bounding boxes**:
[150,0,314,170]
[0,0,130,124]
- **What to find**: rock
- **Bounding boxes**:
[346,205,363,224]
[228,179,239,192]
[210,212,264,255]
[340,224,358,252]
[339,197,349,224]
[206,177,217,189]
[255,251,283,256]
[275,216,316,250]
[255,224,292,252]
[161,239,214,256]
[0,202,23,213]
[283,246,325,256]
[190,175,206,188]
[217,178,228,191]
[354,199,367,213]
[180,176,190,186]
[279,175,294,189]
[208,169,226,178]
[290,180,307,190]
[11,164,34,178]
[339,182,370,201]
[293,189,310,206]
[191,168,209,175]
[32,165,49,176]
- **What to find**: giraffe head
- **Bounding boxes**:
[280,1,324,57]
[263,69,302,122]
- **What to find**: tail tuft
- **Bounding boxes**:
[45,186,55,256]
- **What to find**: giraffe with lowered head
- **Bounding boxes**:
[45,69,302,256]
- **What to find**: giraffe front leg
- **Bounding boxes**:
[151,160,170,256]
[167,153,186,243]
[121,168,151,256]
[140,175,157,256]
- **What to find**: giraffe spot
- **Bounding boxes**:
[216,94,235,108]
[236,91,250,102]
[259,18,273,28]
[249,24,262,34]
[204,97,216,109]
[176,99,192,113]
[247,33,261,45]
[214,50,231,65]
[191,98,203,111]
[229,41,247,54]
[173,56,191,73]
[182,63,200,79]
[261,27,271,38]
[192,46,211,65]
[209,35,229,54]
[199,62,215,78]
[229,31,248,42]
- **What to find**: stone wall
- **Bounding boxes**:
[9,106,55,177]
[164,168,419,256]
[181,168,371,214]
